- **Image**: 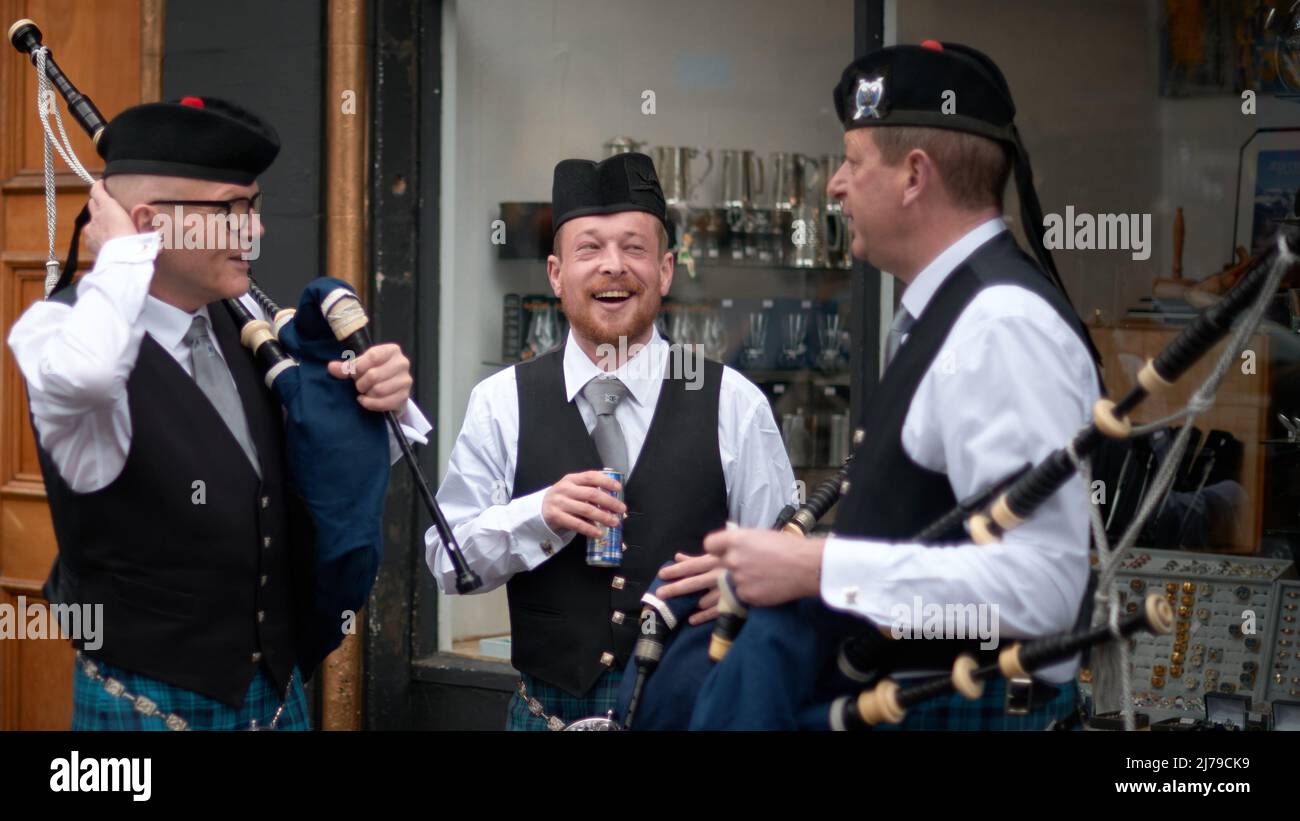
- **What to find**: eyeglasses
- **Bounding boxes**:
[148,192,263,217]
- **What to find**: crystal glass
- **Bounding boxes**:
[742,311,769,368]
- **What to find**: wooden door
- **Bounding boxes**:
[0,0,160,730]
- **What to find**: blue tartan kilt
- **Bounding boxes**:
[506,670,624,731]
[797,678,1080,731]
[72,655,311,731]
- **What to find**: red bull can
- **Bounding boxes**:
[587,467,624,567]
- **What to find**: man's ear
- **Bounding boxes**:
[132,203,160,236]
[658,249,674,296]
[546,254,563,297]
[901,148,934,208]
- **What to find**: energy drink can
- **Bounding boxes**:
[587,467,624,567]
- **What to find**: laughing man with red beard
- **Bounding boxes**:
[426,153,795,729]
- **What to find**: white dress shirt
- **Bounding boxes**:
[819,218,1099,682]
[427,327,797,594]
[8,232,431,493]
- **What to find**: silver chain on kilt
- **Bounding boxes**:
[516,680,568,731]
[77,651,294,731]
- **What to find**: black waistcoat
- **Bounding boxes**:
[509,345,728,697]
[35,289,306,707]
[833,231,1098,669]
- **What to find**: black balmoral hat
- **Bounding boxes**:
[833,41,1093,358]
[98,95,280,185]
[551,152,667,235]
[833,40,1016,140]
[50,96,279,297]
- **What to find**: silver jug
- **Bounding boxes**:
[768,151,807,211]
[820,154,852,268]
[719,149,765,208]
[817,154,845,208]
[791,203,821,268]
[821,206,846,268]
[651,146,713,206]
[798,155,831,210]
[771,153,815,264]
[831,209,854,269]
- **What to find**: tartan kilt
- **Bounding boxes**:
[800,677,1079,731]
[507,670,624,731]
[72,654,311,731]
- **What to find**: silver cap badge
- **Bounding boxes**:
[853,76,885,121]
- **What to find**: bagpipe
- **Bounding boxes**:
[708,458,856,663]
[555,463,859,730]
[9,19,481,674]
[697,221,1299,730]
[709,456,1028,665]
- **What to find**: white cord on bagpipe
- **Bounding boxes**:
[1085,231,1296,729]
[1078,456,1137,730]
[34,46,95,297]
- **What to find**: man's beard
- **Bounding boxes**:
[561,288,661,348]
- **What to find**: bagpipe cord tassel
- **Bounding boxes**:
[35,46,95,296]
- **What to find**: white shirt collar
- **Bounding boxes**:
[899,217,1007,319]
[562,326,668,407]
[142,295,211,356]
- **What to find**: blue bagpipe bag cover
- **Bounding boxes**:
[271,277,389,673]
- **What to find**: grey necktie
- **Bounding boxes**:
[183,315,261,477]
[884,305,916,367]
[581,376,631,476]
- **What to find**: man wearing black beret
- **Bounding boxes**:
[695,42,1102,730]
[8,96,430,730]
[427,152,794,729]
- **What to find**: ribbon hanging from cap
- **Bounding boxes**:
[49,204,89,297]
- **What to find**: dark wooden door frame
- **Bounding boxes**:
[363,0,409,729]
[364,0,434,730]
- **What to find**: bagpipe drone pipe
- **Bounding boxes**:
[834,593,1173,729]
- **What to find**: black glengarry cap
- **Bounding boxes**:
[551,152,667,235]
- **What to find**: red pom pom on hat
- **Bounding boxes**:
[920,39,943,51]
[179,96,205,108]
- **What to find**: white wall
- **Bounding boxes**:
[438,0,854,644]
[1159,95,1298,285]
